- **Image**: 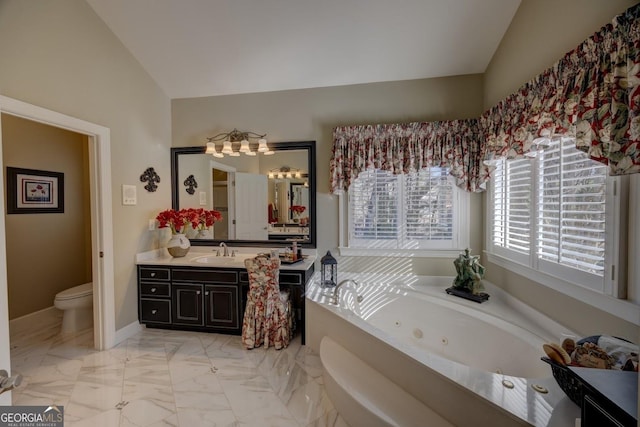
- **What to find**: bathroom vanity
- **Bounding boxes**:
[136,249,315,343]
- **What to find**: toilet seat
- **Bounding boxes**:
[55,282,92,301]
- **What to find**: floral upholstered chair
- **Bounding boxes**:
[242,254,293,350]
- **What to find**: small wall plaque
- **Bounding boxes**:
[184,174,197,195]
[140,167,160,192]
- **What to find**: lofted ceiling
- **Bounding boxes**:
[86,0,521,99]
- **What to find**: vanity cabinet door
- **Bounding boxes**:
[204,284,240,331]
[172,283,204,326]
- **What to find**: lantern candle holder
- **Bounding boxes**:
[320,251,337,288]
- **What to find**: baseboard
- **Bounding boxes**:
[9,306,60,331]
[114,320,143,344]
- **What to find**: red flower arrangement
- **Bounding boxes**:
[289,205,306,215]
[156,208,222,234]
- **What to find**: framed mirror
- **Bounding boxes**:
[171,141,316,247]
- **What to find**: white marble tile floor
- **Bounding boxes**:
[9,313,349,427]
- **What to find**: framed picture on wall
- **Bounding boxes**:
[6,167,64,214]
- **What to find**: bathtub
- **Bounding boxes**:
[306,274,581,427]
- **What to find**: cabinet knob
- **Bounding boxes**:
[151,287,156,293]
[151,309,157,315]
[205,291,209,296]
[196,291,201,295]
[150,272,156,277]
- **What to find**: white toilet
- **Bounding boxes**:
[54,282,93,334]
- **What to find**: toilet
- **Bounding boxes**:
[54,282,93,334]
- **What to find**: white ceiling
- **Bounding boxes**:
[86,0,521,99]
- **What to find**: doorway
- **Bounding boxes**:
[0,96,115,404]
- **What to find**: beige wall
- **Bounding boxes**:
[2,115,91,319]
[172,75,485,276]
[0,0,172,329]
[482,0,638,339]
[484,0,638,109]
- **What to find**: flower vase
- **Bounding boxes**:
[195,228,209,239]
[167,233,190,257]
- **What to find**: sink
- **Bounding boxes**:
[190,253,260,266]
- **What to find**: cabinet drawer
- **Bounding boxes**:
[139,267,170,281]
[140,282,170,297]
[280,272,303,285]
[241,271,303,285]
[140,299,171,323]
[172,268,237,284]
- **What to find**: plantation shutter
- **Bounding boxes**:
[537,138,607,275]
[404,169,453,242]
[350,169,398,246]
[349,168,455,249]
[492,158,532,255]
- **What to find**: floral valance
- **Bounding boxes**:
[330,4,639,194]
[330,120,484,193]
[481,3,639,175]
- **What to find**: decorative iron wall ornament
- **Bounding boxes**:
[184,174,197,195]
[140,167,160,192]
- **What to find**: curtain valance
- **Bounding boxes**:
[481,3,639,175]
[330,120,485,193]
[329,4,639,193]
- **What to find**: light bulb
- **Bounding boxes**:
[221,140,233,154]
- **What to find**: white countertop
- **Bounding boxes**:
[136,247,316,271]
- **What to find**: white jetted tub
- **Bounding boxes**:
[306,274,581,427]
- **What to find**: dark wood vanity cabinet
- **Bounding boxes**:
[138,263,312,340]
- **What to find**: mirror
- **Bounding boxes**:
[171,141,316,247]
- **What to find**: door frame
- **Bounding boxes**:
[0,95,115,351]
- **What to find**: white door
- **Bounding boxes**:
[235,172,268,240]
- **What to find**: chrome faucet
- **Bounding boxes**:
[331,279,359,305]
[219,241,229,257]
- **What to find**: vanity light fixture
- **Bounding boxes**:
[257,139,269,152]
[205,128,270,158]
[221,140,233,154]
[205,142,224,158]
[239,139,250,153]
[268,166,306,179]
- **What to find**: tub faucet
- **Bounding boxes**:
[331,279,359,305]
[219,242,229,257]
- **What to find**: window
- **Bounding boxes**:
[342,167,469,254]
[488,136,619,294]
